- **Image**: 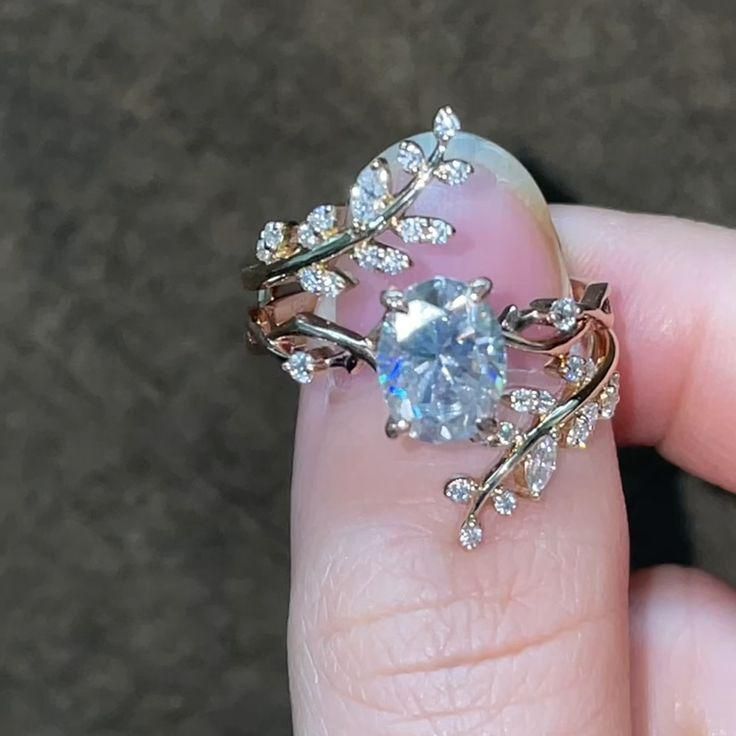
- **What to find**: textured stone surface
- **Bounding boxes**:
[1,1,735,734]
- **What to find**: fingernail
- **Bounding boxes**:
[336,132,570,337]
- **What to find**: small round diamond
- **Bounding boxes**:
[444,477,478,504]
[256,221,288,263]
[549,297,580,332]
[536,390,557,414]
[282,351,315,384]
[493,489,518,516]
[494,421,516,446]
[599,374,621,419]
[459,519,483,550]
[561,355,587,383]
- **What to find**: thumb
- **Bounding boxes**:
[288,125,629,735]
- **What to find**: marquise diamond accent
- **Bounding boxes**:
[524,435,558,497]
[350,159,392,229]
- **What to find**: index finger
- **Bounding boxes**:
[553,205,736,493]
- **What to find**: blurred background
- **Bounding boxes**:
[1,1,735,734]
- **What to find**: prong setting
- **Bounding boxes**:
[385,417,411,439]
[380,288,408,312]
[246,107,619,551]
[468,277,493,302]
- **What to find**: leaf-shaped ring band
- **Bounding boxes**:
[243,107,620,550]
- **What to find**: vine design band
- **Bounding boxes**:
[244,107,620,550]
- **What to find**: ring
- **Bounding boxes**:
[243,107,620,550]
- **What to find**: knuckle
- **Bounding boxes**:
[291,521,621,733]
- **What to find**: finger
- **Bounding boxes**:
[289,158,630,734]
[629,565,736,735]
[552,206,736,492]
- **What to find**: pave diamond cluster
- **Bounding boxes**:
[245,107,620,550]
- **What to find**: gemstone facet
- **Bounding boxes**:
[549,297,581,332]
[444,477,478,505]
[350,159,392,229]
[283,351,315,384]
[376,277,507,444]
[523,435,558,497]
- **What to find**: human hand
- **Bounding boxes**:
[284,186,736,734]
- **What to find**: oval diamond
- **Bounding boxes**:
[376,277,507,443]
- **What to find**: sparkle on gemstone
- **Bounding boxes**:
[352,242,410,275]
[434,159,473,185]
[599,373,621,419]
[492,420,516,447]
[444,477,478,505]
[549,297,581,332]
[566,403,599,447]
[459,517,483,550]
[298,204,338,249]
[282,351,315,384]
[350,159,392,229]
[493,489,518,516]
[524,435,558,496]
[396,216,454,245]
[376,277,507,444]
[298,265,347,296]
[256,220,288,263]
[561,355,589,383]
[433,106,461,142]
[397,140,426,174]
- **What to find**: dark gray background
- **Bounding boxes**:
[1,1,735,734]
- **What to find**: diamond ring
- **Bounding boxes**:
[243,107,620,550]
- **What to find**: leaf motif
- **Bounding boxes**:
[297,204,338,248]
[297,265,347,297]
[395,216,454,245]
[397,140,426,174]
[352,241,410,275]
[433,106,461,142]
[349,158,393,229]
[507,388,557,415]
[433,159,473,185]
[256,220,288,263]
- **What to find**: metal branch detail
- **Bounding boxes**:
[244,107,620,549]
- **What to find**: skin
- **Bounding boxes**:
[286,192,736,735]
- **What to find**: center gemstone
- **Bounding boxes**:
[376,277,507,443]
